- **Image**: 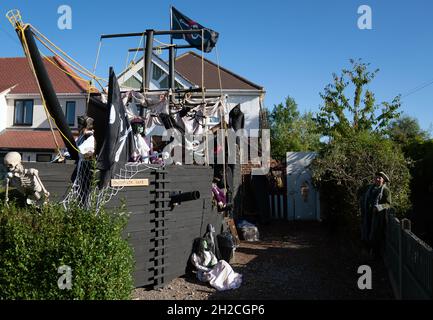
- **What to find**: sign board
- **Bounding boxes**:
[110,179,149,187]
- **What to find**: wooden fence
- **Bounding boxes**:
[384,213,433,300]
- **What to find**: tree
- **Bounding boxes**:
[311,131,411,237]
[315,59,401,139]
[387,115,430,146]
[268,96,321,161]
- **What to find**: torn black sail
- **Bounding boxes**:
[97,68,135,187]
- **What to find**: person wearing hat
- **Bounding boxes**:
[70,115,96,196]
[360,171,392,259]
[76,115,95,160]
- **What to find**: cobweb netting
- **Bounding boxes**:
[61,159,163,211]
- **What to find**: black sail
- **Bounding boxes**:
[97,68,135,187]
[19,25,79,160]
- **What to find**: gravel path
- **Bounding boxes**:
[132,221,394,300]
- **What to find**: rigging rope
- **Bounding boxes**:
[16,23,80,155]
[32,33,106,90]
[87,39,103,111]
[31,25,107,82]
[214,45,228,193]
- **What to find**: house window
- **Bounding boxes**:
[36,154,52,162]
[159,76,169,89]
[65,101,76,126]
[152,65,165,81]
[14,100,33,126]
[175,81,183,89]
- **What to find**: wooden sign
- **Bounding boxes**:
[110,179,149,187]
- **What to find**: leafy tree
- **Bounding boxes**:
[311,131,411,237]
[269,96,321,161]
[315,59,401,139]
[387,115,430,146]
[403,139,433,245]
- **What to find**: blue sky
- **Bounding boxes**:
[1,0,433,132]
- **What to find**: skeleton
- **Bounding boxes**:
[3,152,50,206]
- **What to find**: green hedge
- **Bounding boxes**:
[311,131,411,236]
[0,198,134,300]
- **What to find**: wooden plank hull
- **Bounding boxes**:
[24,162,225,288]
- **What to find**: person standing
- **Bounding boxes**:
[76,115,95,160]
[130,117,151,163]
[360,171,392,258]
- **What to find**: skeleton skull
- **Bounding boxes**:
[4,151,23,174]
[3,152,50,206]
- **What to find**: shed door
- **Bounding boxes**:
[286,152,319,221]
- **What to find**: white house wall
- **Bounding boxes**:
[5,95,87,129]
[0,91,7,132]
[222,94,261,136]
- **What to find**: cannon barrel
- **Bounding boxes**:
[170,191,200,204]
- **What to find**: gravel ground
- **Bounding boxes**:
[132,221,394,300]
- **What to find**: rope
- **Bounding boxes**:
[18,25,62,155]
[17,24,80,154]
[133,34,145,62]
[201,29,205,102]
[213,45,228,193]
[215,45,224,98]
[31,25,107,82]
[153,37,173,48]
[87,39,103,111]
[124,51,131,72]
[33,33,106,90]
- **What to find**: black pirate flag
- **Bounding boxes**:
[171,6,219,53]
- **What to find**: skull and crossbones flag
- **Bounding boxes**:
[170,6,219,53]
[97,68,135,187]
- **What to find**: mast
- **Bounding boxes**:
[17,24,79,160]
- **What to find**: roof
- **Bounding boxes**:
[0,56,89,95]
[117,54,194,89]
[0,129,70,150]
[175,51,263,91]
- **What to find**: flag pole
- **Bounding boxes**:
[169,5,173,45]
[169,5,175,93]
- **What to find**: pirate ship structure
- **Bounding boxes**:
[5,9,242,289]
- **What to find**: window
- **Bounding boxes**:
[14,100,33,125]
[65,101,76,126]
[175,81,183,89]
[159,76,169,89]
[36,154,52,162]
[152,65,165,81]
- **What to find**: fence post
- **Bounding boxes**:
[399,219,411,300]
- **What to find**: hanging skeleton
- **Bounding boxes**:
[3,152,50,206]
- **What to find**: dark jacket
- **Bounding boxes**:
[360,184,392,242]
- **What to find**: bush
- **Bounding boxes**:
[0,199,134,300]
[311,131,411,236]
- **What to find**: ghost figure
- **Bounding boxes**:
[3,152,50,206]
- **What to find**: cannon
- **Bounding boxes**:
[170,191,200,207]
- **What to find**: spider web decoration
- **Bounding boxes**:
[62,159,163,211]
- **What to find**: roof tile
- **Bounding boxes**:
[0,130,71,150]
[175,51,263,91]
[0,56,88,94]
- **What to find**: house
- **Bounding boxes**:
[0,52,265,164]
[118,51,266,133]
[0,56,89,163]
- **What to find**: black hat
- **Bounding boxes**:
[131,117,144,124]
[77,115,94,129]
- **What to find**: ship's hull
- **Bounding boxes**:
[30,162,226,288]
